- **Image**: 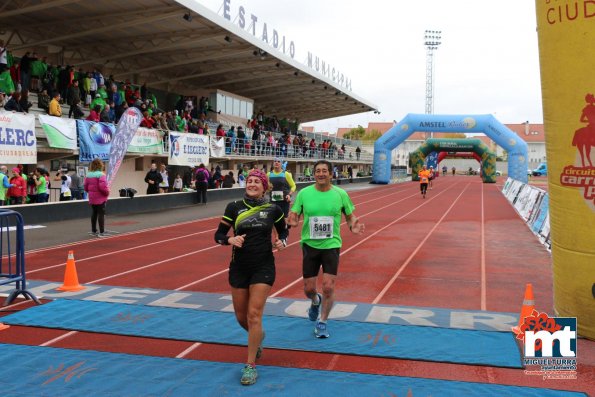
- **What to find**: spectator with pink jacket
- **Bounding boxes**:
[83,158,110,237]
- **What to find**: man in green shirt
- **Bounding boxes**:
[33,168,49,203]
[288,160,364,338]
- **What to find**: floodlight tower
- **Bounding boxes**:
[424,30,442,138]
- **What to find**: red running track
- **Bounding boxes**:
[1,176,593,395]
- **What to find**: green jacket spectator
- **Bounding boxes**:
[90,95,106,113]
[0,70,15,94]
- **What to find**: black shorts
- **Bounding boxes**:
[302,243,340,278]
[420,183,428,191]
[229,262,275,289]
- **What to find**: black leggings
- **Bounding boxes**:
[196,182,207,203]
[91,203,106,233]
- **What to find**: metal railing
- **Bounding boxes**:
[0,209,40,305]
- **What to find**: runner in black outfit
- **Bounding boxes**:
[214,169,288,386]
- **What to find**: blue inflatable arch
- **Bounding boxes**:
[372,114,528,184]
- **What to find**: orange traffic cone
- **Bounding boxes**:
[512,283,535,333]
[0,323,9,331]
[56,250,85,292]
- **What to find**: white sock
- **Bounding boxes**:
[313,294,320,305]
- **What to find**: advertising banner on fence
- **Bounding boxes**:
[536,1,595,338]
[209,136,225,158]
[0,111,36,164]
[38,115,77,150]
[168,132,209,166]
[127,127,164,154]
[77,120,115,162]
[106,107,143,187]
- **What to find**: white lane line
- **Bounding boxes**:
[372,184,470,304]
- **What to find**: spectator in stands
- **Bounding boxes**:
[158,163,169,193]
[115,100,128,123]
[227,126,236,154]
[154,112,168,130]
[4,91,23,112]
[166,112,176,131]
[32,168,49,203]
[90,93,106,113]
[173,173,183,192]
[144,163,162,195]
[222,171,235,188]
[183,166,194,189]
[19,90,32,113]
[0,91,6,108]
[100,104,112,123]
[88,72,97,101]
[84,158,110,237]
[109,84,121,107]
[348,165,353,182]
[49,92,61,117]
[140,110,155,128]
[53,169,72,201]
[194,163,209,204]
[0,40,7,74]
[237,126,246,154]
[212,166,223,188]
[19,52,33,91]
[355,146,361,160]
[86,105,101,122]
[0,166,15,206]
[141,82,148,102]
[67,80,81,118]
[69,170,82,200]
[38,89,50,112]
[7,168,26,205]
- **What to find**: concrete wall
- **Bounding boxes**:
[9,177,372,224]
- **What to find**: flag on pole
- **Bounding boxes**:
[106,107,142,187]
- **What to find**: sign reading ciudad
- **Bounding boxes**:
[221,0,352,92]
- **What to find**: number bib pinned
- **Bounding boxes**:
[271,191,284,201]
[309,216,333,239]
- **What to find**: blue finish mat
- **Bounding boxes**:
[0,344,585,397]
[3,299,523,368]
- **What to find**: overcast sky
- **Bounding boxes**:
[196,0,543,133]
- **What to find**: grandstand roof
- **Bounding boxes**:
[1,0,377,123]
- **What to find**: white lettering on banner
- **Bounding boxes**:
[365,306,438,326]
[148,293,202,309]
[12,281,518,331]
[0,111,37,163]
[223,1,295,59]
[83,288,160,304]
[169,132,209,166]
[450,312,518,330]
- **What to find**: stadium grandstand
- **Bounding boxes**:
[0,0,377,200]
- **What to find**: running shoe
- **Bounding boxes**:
[96,233,108,238]
[240,364,258,385]
[308,293,322,321]
[314,320,330,338]
[88,231,98,236]
[256,331,265,359]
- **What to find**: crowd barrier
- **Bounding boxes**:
[0,209,40,306]
[501,178,550,250]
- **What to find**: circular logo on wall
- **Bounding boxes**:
[89,123,112,145]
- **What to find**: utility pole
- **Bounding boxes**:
[424,30,442,139]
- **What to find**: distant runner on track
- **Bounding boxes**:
[287,160,364,339]
[418,165,430,199]
[214,169,288,386]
